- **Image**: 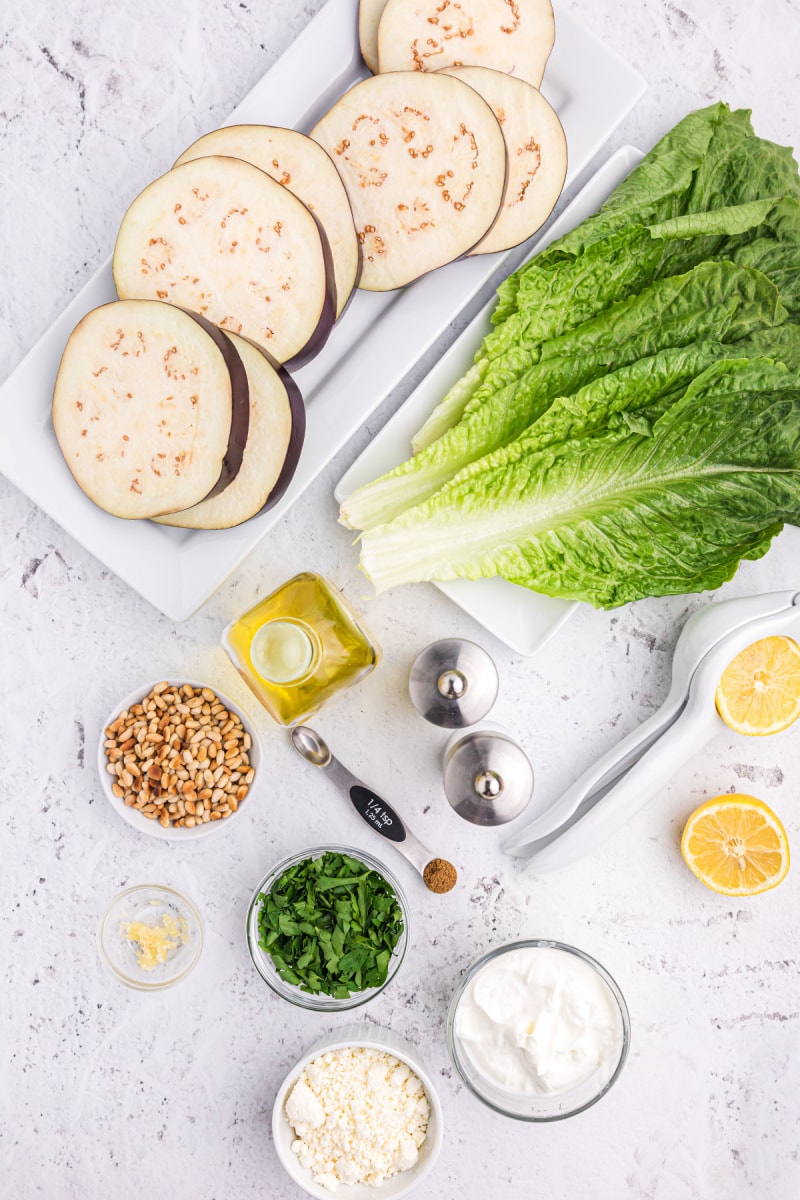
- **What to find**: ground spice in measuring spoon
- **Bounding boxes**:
[423,858,457,893]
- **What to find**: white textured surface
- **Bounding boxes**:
[2,2,800,1198]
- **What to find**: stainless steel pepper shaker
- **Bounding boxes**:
[443,722,534,826]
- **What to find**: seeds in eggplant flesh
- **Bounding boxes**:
[312,72,507,291]
[153,331,305,529]
[377,0,555,89]
[440,66,567,255]
[103,683,254,828]
[52,300,248,520]
[112,155,335,366]
[174,125,359,319]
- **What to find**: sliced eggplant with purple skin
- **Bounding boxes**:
[312,71,506,291]
[112,155,335,367]
[359,0,389,73]
[52,300,249,520]
[154,331,305,529]
[174,126,359,319]
[440,66,567,255]
[377,0,555,88]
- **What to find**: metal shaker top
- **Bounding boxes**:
[409,638,499,728]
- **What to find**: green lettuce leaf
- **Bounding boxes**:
[341,263,786,531]
[477,326,800,461]
[358,360,800,607]
[484,198,784,369]
[492,102,732,323]
[495,103,799,324]
[416,196,800,451]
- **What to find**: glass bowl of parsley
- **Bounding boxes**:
[246,845,410,1010]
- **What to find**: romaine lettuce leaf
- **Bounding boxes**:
[493,103,799,326]
[358,360,800,607]
[492,102,732,323]
[416,196,800,452]
[473,326,800,462]
[341,263,786,530]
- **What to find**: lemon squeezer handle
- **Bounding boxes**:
[503,702,684,851]
[519,702,724,874]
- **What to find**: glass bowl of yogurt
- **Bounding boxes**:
[447,939,630,1121]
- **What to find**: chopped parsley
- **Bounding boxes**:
[257,851,404,998]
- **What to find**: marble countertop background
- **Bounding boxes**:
[2,1,800,1197]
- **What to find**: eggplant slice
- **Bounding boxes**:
[154,332,305,529]
[113,155,334,366]
[52,300,249,520]
[312,72,506,291]
[359,0,389,73]
[377,0,555,88]
[174,126,359,319]
[440,66,567,254]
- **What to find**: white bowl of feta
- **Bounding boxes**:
[447,939,630,1121]
[272,1022,444,1197]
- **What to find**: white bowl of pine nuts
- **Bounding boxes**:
[98,679,261,840]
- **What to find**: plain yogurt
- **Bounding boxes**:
[454,945,623,1096]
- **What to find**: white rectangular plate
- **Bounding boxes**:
[0,0,645,621]
[336,146,646,657]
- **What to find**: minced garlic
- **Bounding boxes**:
[121,913,188,971]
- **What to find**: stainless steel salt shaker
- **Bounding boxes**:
[443,722,534,826]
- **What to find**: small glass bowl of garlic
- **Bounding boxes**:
[98,883,203,990]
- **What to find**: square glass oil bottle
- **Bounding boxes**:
[221,572,380,726]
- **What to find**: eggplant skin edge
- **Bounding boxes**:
[178,307,250,502]
[282,208,338,369]
[152,332,306,530]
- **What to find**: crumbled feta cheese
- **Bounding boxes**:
[285,1079,326,1133]
[285,1047,430,1191]
[393,1137,418,1172]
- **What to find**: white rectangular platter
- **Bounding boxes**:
[336,146,646,657]
[0,0,645,621]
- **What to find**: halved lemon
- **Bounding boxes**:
[715,635,800,736]
[681,794,790,895]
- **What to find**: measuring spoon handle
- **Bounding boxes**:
[323,756,407,843]
[324,756,432,875]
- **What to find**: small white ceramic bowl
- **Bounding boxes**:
[272,1022,444,1199]
[97,678,262,841]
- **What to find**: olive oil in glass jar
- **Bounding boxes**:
[221,573,379,725]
